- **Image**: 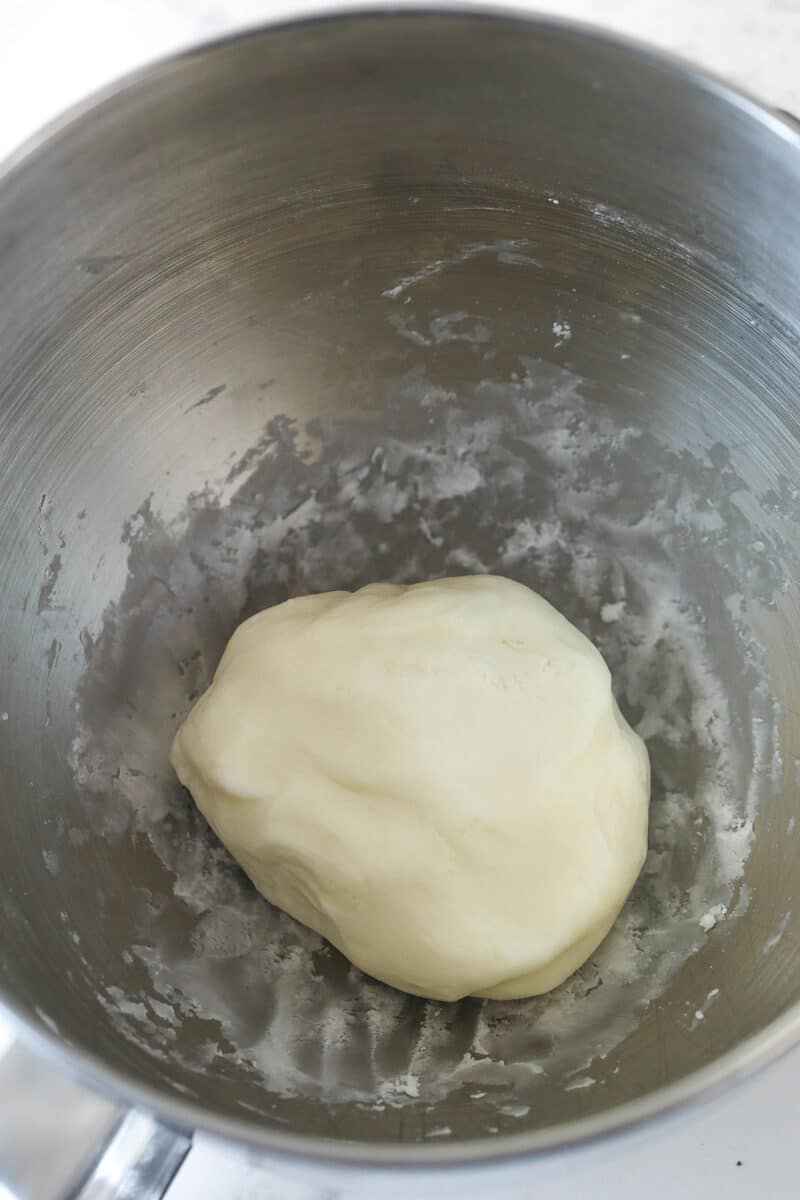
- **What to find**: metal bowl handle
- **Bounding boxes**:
[0,1038,190,1200]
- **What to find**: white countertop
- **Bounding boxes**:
[2,2,799,1198]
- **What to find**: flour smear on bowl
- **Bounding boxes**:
[69,348,783,1122]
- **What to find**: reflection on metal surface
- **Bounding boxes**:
[0,7,799,1181]
[0,1041,122,1200]
[0,1039,189,1200]
[78,1112,190,1200]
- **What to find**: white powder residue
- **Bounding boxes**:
[724,593,745,622]
[763,912,791,954]
[429,312,491,346]
[499,1102,531,1118]
[552,320,572,347]
[601,600,626,624]
[41,849,58,876]
[700,904,727,932]
[418,518,444,548]
[690,985,721,1029]
[68,354,783,1118]
[380,1073,420,1102]
[732,882,752,918]
[565,1076,595,1091]
[381,241,535,300]
[388,311,491,349]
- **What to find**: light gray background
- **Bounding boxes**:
[1,2,798,1197]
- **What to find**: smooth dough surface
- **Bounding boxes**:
[171,576,650,1001]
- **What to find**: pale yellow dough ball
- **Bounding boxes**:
[171,576,650,1002]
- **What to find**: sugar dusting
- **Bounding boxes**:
[69,354,782,1120]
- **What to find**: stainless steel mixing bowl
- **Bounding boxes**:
[1,9,800,1196]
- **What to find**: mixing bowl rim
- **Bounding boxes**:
[2,3,799,1169]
